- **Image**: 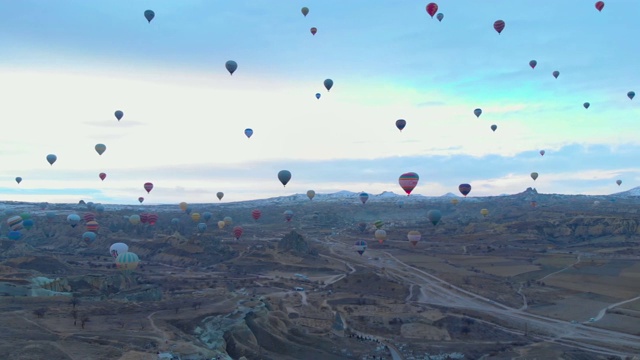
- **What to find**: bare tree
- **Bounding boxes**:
[70,297,80,309]
[71,310,78,326]
[81,315,90,329]
[33,308,48,318]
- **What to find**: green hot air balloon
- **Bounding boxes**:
[278,170,291,187]
[427,209,442,226]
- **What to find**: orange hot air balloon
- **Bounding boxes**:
[398,172,419,195]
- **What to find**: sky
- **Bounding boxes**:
[0,1,638,205]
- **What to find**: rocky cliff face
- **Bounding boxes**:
[278,231,317,256]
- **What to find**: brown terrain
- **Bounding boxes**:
[1,188,640,360]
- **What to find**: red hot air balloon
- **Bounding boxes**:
[310,27,317,35]
[595,1,604,11]
[85,220,99,232]
[426,3,438,18]
[493,20,505,34]
[251,209,262,221]
[140,213,149,224]
[398,172,419,195]
[144,182,153,193]
[458,183,472,197]
[147,213,158,225]
[99,172,106,181]
[233,226,243,240]
[83,213,96,222]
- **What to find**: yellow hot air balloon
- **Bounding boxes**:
[306,190,316,200]
[374,229,387,244]
[223,216,233,226]
[179,202,188,211]
[407,230,421,247]
[451,199,459,205]
[217,220,226,229]
[480,209,489,217]
[191,213,201,222]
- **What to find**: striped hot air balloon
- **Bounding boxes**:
[407,231,421,247]
[251,209,262,221]
[398,172,419,195]
[354,240,367,256]
[116,252,140,272]
[147,213,159,225]
[85,220,99,232]
[458,184,472,197]
[7,215,24,231]
[233,226,243,240]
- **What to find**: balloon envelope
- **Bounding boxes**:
[324,79,333,91]
[628,91,635,100]
[552,71,560,79]
[244,128,253,138]
[99,172,107,181]
[217,192,224,200]
[493,20,505,34]
[398,172,419,195]
[595,1,604,11]
[225,60,238,75]
[436,13,444,22]
[459,184,471,197]
[529,60,537,69]
[426,3,438,17]
[15,177,22,184]
[144,10,155,22]
[395,119,406,131]
[46,154,57,165]
[278,170,292,187]
[114,110,123,121]
[144,182,153,193]
[110,243,128,258]
[95,143,106,155]
[474,108,482,118]
[301,7,309,16]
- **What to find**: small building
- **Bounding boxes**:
[294,287,304,291]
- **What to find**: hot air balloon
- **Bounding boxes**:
[354,240,367,256]
[583,102,590,109]
[310,27,317,35]
[225,60,237,75]
[427,209,442,226]
[307,190,315,200]
[324,79,333,91]
[116,252,139,273]
[278,170,291,187]
[114,110,123,121]
[301,7,309,16]
[95,144,106,155]
[458,184,471,197]
[552,71,560,79]
[474,108,482,118]
[191,213,201,223]
[616,179,622,186]
[628,91,635,100]
[8,231,21,240]
[407,231,421,247]
[83,212,96,222]
[144,10,155,23]
[531,172,539,181]
[197,223,207,233]
[451,199,459,205]
[244,128,253,138]
[67,214,80,227]
[540,150,545,156]
[491,124,497,132]
[46,154,57,165]
[493,20,505,34]
[218,220,226,229]
[399,172,419,195]
[223,216,233,226]
[357,222,367,233]
[144,182,153,193]
[233,226,243,240]
[110,243,128,258]
[374,229,387,244]
[480,209,489,217]
[147,213,158,225]
[315,93,321,99]
[99,172,106,181]
[251,209,262,221]
[15,177,22,184]
[529,60,537,69]
[426,3,438,18]
[201,212,212,223]
[129,214,141,225]
[395,119,406,131]
[95,204,105,214]
[83,231,97,244]
[138,197,144,204]
[373,220,384,230]
[436,13,444,22]
[284,210,294,222]
[595,1,604,11]
[359,192,369,204]
[22,219,34,230]
[179,202,188,211]
[85,220,99,232]
[171,218,179,227]
[7,215,24,231]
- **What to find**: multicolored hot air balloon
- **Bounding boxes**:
[310,27,317,35]
[278,170,291,187]
[116,252,140,273]
[191,213,201,223]
[426,3,438,18]
[82,231,96,244]
[144,10,155,23]
[224,216,233,226]
[595,1,604,12]
[85,220,99,232]
[7,215,24,231]
[129,214,141,225]
[138,197,144,204]
[374,229,387,244]
[359,192,369,204]
[95,144,106,155]
[67,214,80,227]
[373,220,384,230]
[395,119,406,132]
[179,202,188,211]
[244,128,253,138]
[407,231,421,247]
[324,79,333,91]
[493,20,505,34]
[458,184,471,197]
[529,60,537,69]
[144,182,153,193]
[284,210,294,222]
[225,60,238,75]
[46,154,57,165]
[233,226,243,240]
[110,243,128,259]
[99,172,106,181]
[399,172,419,195]
[307,190,315,200]
[147,213,158,225]
[114,110,123,121]
[354,240,367,256]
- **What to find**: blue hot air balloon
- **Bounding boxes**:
[244,128,253,138]
[315,93,321,99]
